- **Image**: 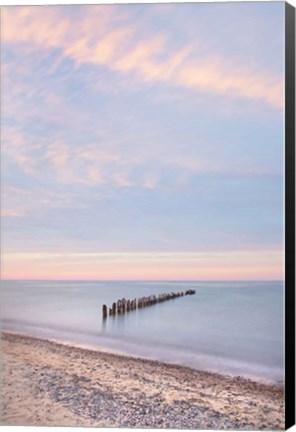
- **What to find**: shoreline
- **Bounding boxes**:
[1,327,283,386]
[1,331,284,429]
[2,329,283,385]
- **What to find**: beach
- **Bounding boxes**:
[1,332,284,429]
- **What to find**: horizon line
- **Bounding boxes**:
[1,278,285,283]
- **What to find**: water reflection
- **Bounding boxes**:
[2,280,284,383]
[103,308,140,333]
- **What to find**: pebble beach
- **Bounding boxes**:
[1,332,284,429]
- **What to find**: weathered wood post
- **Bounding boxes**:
[185,289,196,295]
[105,289,195,319]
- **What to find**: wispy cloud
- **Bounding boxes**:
[1,186,88,219]
[1,3,284,281]
[2,6,283,108]
[3,130,281,197]
[2,250,283,281]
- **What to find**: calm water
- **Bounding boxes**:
[1,280,284,384]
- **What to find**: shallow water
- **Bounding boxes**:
[1,280,284,383]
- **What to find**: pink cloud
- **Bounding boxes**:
[2,6,283,109]
[1,250,283,281]
[1,186,88,221]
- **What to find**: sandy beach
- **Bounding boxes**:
[1,331,284,429]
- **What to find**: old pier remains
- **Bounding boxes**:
[102,289,196,319]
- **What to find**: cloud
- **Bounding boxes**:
[2,123,282,200]
[1,5,284,282]
[2,250,283,280]
[142,174,158,190]
[1,210,26,218]
[1,128,40,174]
[2,6,283,109]
[1,6,284,195]
[1,186,88,219]
[167,156,282,178]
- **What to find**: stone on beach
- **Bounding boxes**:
[1,332,285,430]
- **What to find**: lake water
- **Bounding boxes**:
[1,280,284,384]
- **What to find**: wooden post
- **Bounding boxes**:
[112,302,116,315]
[106,289,195,319]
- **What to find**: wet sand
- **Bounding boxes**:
[1,332,284,429]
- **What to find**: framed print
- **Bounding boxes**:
[1,1,295,430]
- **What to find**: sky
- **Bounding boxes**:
[1,2,285,281]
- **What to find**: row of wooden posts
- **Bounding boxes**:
[102,289,196,319]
